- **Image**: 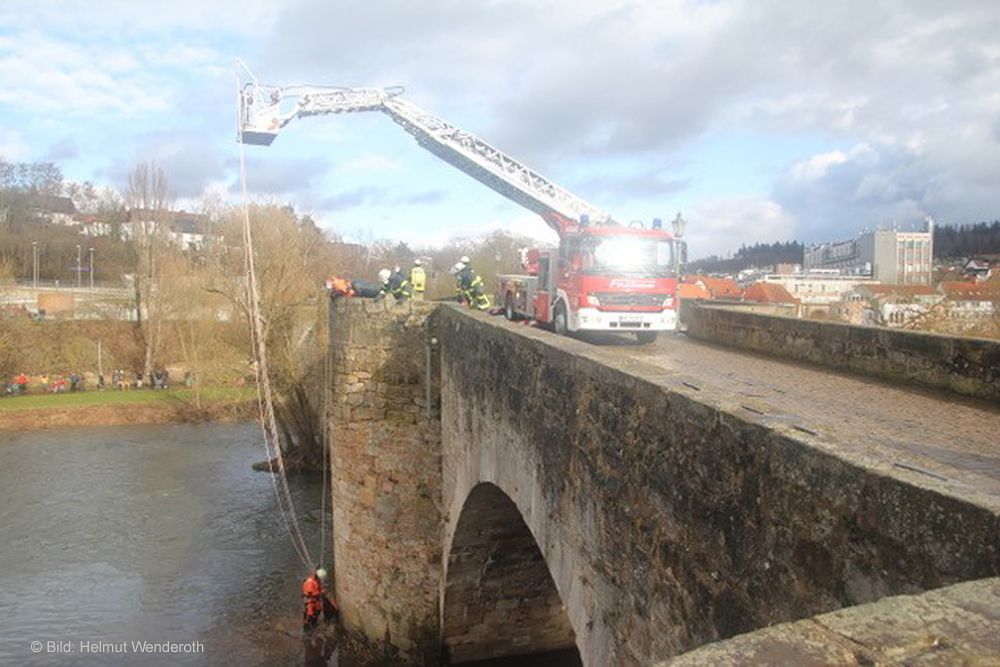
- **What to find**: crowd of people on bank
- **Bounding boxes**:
[5,372,86,395]
[5,368,188,396]
[325,256,492,310]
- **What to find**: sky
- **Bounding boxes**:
[1,0,998,259]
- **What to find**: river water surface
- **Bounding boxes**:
[0,422,330,666]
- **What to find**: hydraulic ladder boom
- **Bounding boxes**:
[238,78,613,234]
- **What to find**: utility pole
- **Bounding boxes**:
[76,244,82,290]
[89,247,94,292]
[32,241,38,288]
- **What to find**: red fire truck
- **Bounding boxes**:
[237,68,686,343]
[499,220,681,343]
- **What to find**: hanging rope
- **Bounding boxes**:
[236,69,314,570]
[318,324,331,570]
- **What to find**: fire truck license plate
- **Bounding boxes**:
[619,315,642,323]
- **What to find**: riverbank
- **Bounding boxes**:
[0,386,257,431]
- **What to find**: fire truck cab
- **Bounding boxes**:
[499,221,683,344]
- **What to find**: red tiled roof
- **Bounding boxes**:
[940,281,993,300]
[677,283,712,300]
[685,275,742,299]
[743,282,798,304]
[863,284,938,297]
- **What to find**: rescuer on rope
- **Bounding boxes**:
[302,567,338,632]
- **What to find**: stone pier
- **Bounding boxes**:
[328,299,442,662]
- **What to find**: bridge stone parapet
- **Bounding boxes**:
[664,576,1000,665]
[681,301,1000,402]
[327,300,1000,665]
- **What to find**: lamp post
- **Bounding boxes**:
[76,244,82,290]
[671,212,686,278]
[89,247,94,292]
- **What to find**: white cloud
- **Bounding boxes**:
[0,33,170,114]
[789,150,848,182]
[335,153,404,174]
[0,1,279,35]
[686,196,797,258]
[0,130,30,161]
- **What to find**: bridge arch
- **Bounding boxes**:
[441,482,581,664]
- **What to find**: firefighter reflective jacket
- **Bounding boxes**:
[410,266,426,293]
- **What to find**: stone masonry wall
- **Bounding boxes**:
[328,298,442,663]
[665,576,1000,665]
[682,301,1000,402]
[437,306,1000,666]
[442,483,576,663]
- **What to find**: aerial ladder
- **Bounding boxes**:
[237,67,684,343]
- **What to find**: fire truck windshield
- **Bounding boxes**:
[581,236,677,277]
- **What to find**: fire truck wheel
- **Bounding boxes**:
[553,302,568,336]
[635,331,658,345]
[504,293,516,321]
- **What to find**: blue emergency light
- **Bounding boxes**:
[652,218,663,229]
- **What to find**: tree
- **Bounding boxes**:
[125,162,172,378]
[206,203,339,469]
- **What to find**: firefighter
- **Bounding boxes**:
[453,257,491,310]
[388,265,412,301]
[410,259,427,301]
[301,567,328,632]
[377,268,392,298]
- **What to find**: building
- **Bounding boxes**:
[122,209,214,249]
[683,275,743,300]
[743,282,800,317]
[939,281,996,323]
[852,284,941,327]
[805,218,934,285]
[963,259,993,283]
[169,212,212,250]
[28,194,77,225]
[759,271,875,318]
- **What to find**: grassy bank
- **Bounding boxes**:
[0,385,255,412]
[0,385,258,430]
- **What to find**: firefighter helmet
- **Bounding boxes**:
[378,269,391,283]
[459,255,470,265]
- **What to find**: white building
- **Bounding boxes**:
[805,218,934,285]
[760,271,875,318]
[122,210,214,250]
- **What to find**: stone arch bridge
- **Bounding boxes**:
[326,299,999,665]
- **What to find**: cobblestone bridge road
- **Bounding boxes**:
[585,331,1000,504]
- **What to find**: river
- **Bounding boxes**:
[0,422,581,666]
[0,422,331,666]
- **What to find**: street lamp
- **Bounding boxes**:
[671,212,686,278]
[76,244,82,290]
[671,212,686,239]
[89,247,95,292]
